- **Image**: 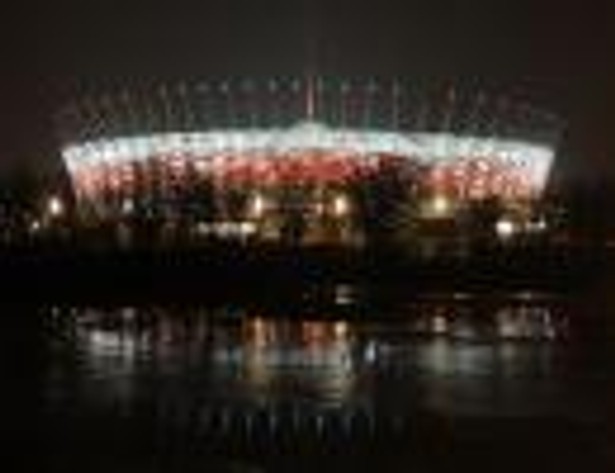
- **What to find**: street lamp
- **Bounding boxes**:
[250,193,266,219]
[122,198,134,215]
[30,219,41,234]
[332,194,350,217]
[495,218,516,240]
[431,194,451,217]
[47,196,64,219]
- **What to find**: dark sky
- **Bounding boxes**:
[1,0,614,219]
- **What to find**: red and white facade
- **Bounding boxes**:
[59,81,558,246]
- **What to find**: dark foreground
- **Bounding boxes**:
[0,241,606,303]
[21,300,615,472]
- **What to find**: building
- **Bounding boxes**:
[57,78,559,251]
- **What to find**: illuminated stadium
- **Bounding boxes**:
[57,78,559,249]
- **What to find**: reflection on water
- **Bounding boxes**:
[43,298,615,433]
[37,297,615,473]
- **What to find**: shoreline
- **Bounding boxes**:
[0,242,604,303]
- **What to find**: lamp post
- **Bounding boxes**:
[495,218,516,240]
[47,196,64,219]
[43,195,67,240]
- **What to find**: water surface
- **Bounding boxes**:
[40,299,615,472]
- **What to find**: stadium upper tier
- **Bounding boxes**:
[62,121,554,197]
[58,79,560,205]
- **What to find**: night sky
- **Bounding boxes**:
[0,0,613,230]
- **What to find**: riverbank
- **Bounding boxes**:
[0,242,604,303]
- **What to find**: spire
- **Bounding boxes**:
[305,73,316,121]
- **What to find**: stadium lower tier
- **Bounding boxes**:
[62,152,545,249]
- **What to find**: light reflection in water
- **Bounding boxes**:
[218,318,356,405]
[44,301,607,423]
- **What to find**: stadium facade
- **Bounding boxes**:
[57,78,559,251]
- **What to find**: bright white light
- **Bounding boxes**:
[47,196,64,218]
[332,194,350,217]
[533,218,547,232]
[431,195,451,217]
[30,220,41,233]
[250,193,266,218]
[333,320,349,338]
[239,222,257,235]
[122,199,134,215]
[432,315,448,335]
[199,221,257,238]
[495,218,516,239]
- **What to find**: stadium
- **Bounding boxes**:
[57,78,559,251]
